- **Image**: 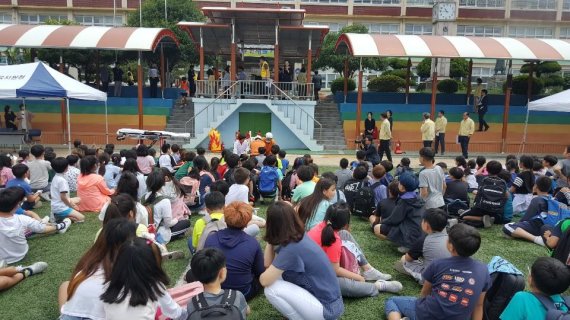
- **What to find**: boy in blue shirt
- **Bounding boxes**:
[6,164,42,211]
[278,150,289,176]
[385,223,491,320]
[501,257,570,320]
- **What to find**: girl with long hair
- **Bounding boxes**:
[98,153,120,190]
[121,158,147,199]
[159,168,191,239]
[307,203,401,298]
[98,171,148,226]
[189,156,215,214]
[297,178,336,231]
[141,170,177,244]
[77,156,114,212]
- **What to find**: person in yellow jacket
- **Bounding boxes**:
[458,112,475,158]
[434,110,448,156]
[378,112,393,163]
[420,112,435,148]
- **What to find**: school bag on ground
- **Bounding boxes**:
[445,198,469,216]
[196,214,227,251]
[531,293,570,320]
[281,170,295,201]
[535,196,570,227]
[141,195,167,234]
[473,176,507,215]
[258,166,278,194]
[483,256,525,320]
[352,181,377,218]
[180,177,201,206]
[340,240,360,275]
[187,290,244,320]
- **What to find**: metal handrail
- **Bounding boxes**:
[184,82,239,137]
[271,82,323,142]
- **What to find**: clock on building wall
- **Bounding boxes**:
[432,1,457,23]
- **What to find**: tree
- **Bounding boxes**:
[450,58,469,78]
[127,0,205,71]
[313,24,387,76]
[367,75,406,92]
[388,58,409,70]
[437,79,459,93]
[416,58,432,79]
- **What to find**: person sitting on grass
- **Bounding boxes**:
[395,157,413,178]
[370,165,388,206]
[6,164,42,211]
[369,180,400,229]
[77,156,114,213]
[321,172,347,205]
[373,172,424,253]
[511,155,536,217]
[342,165,370,211]
[444,167,469,205]
[203,202,264,301]
[291,165,316,204]
[396,208,451,284]
[380,160,395,187]
[187,248,250,319]
[27,144,52,198]
[190,191,225,254]
[0,187,71,264]
[174,150,196,181]
[50,157,84,223]
[307,202,400,298]
[258,155,283,202]
[260,202,344,320]
[0,260,47,292]
[64,155,80,193]
[297,178,336,231]
[500,257,570,319]
[385,224,491,320]
[418,147,446,210]
[335,158,352,190]
[141,171,177,245]
[225,167,266,232]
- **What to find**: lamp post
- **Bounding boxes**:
[165,0,168,22]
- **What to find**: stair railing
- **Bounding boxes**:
[184,82,239,138]
[271,83,323,142]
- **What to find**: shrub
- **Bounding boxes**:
[520,61,561,76]
[367,75,406,92]
[437,79,459,93]
[331,77,356,94]
[504,75,544,95]
[416,82,427,92]
[382,69,417,85]
[450,58,469,78]
[388,58,409,70]
[543,74,564,87]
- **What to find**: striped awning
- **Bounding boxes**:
[0,24,179,51]
[335,33,570,61]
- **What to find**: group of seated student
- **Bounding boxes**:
[4,139,570,319]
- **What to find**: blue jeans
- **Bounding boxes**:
[385,296,417,320]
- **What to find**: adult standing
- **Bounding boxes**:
[312,70,322,101]
[282,61,293,93]
[474,78,483,112]
[458,112,475,159]
[188,65,196,97]
[364,112,376,138]
[259,57,270,96]
[386,110,394,132]
[149,64,159,98]
[378,112,393,163]
[99,65,110,93]
[112,62,123,98]
[17,104,33,131]
[420,112,435,148]
[297,67,307,98]
[4,105,17,130]
[434,110,447,156]
[477,89,490,131]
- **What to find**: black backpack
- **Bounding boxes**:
[532,293,570,320]
[351,181,378,218]
[552,220,570,267]
[483,272,525,320]
[473,176,507,215]
[281,170,295,201]
[188,290,244,320]
[224,167,236,186]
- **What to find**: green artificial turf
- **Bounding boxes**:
[0,168,548,320]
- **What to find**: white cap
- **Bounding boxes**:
[266,132,273,139]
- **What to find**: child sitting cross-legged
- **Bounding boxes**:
[50,157,84,223]
[396,208,452,284]
[385,224,491,320]
[500,257,570,319]
[0,187,71,264]
[187,248,250,319]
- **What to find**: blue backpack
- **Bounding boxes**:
[259,166,278,193]
[536,196,570,227]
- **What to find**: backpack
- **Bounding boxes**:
[352,181,377,218]
[473,176,507,215]
[281,170,295,201]
[340,241,360,275]
[141,195,167,234]
[552,220,570,266]
[536,196,570,227]
[258,166,278,194]
[483,272,525,320]
[196,214,227,251]
[531,293,570,320]
[188,290,244,320]
[445,198,470,216]
[224,168,236,186]
[180,177,201,206]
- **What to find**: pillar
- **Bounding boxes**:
[527,62,534,102]
[274,23,280,83]
[466,59,473,106]
[343,58,348,103]
[355,58,363,141]
[199,27,204,80]
[59,55,67,144]
[160,44,165,98]
[430,58,438,120]
[306,31,312,85]
[231,18,236,81]
[501,60,513,153]
[137,53,143,129]
[405,58,411,104]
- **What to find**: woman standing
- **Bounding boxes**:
[4,105,17,130]
[386,109,394,132]
[364,112,376,138]
[260,202,344,320]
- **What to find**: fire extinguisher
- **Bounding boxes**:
[394,140,404,154]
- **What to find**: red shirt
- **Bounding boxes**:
[307,221,341,263]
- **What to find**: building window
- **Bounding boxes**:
[560,27,570,39]
[457,25,503,37]
[407,0,434,5]
[0,12,11,24]
[19,14,67,25]
[459,0,505,7]
[472,67,494,77]
[564,0,570,9]
[509,26,553,38]
[304,21,346,32]
[301,0,348,3]
[367,23,400,34]
[75,15,123,27]
[511,0,557,10]
[405,24,433,35]
[353,0,400,4]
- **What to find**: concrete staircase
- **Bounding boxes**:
[314,101,347,151]
[164,103,194,145]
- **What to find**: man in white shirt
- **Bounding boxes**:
[233,133,250,156]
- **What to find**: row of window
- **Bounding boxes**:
[0,14,123,26]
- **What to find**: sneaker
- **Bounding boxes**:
[397,246,409,254]
[24,261,48,276]
[482,215,492,228]
[163,250,185,260]
[375,280,403,293]
[40,193,51,202]
[393,260,408,275]
[363,267,392,281]
[58,218,72,234]
[41,216,50,224]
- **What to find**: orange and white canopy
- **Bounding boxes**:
[0,24,179,51]
[336,33,570,61]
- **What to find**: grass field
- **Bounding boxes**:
[0,167,549,320]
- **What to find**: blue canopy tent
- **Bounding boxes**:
[0,62,107,151]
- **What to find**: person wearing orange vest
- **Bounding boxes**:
[179,77,190,108]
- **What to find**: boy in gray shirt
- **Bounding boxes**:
[397,208,451,284]
[335,158,353,189]
[418,147,446,209]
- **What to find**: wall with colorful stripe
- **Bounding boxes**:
[2,98,174,145]
[335,92,569,154]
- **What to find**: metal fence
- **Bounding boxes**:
[194,80,315,101]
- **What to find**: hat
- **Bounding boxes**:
[266,132,273,139]
[398,172,419,192]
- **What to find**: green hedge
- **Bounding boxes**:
[437,79,459,94]
[331,77,356,94]
[367,75,406,92]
